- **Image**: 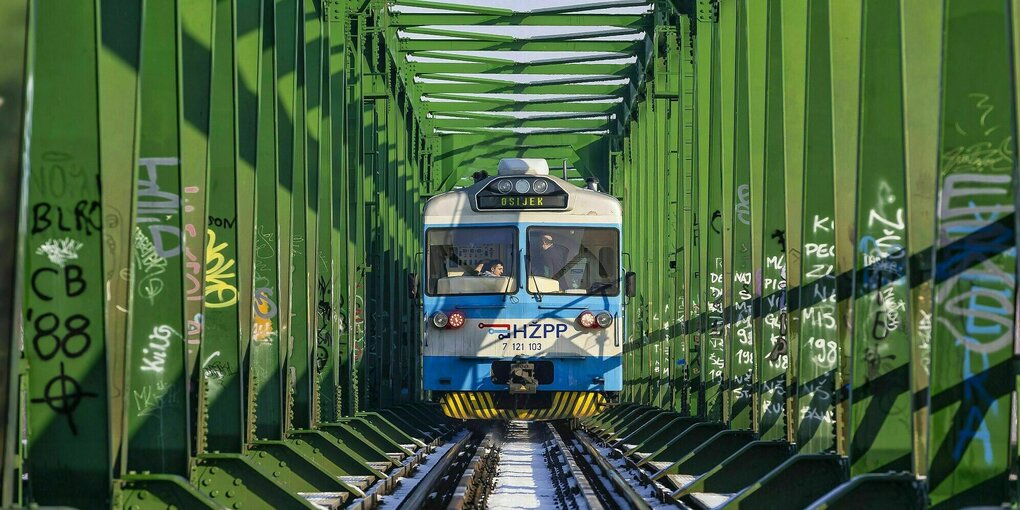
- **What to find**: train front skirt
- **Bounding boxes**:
[440,391,607,420]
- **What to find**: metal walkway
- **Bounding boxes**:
[0,0,1018,508]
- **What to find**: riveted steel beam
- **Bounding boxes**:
[416,82,629,95]
[125,0,190,477]
[928,1,1018,506]
[397,39,646,53]
[423,101,621,113]
[431,116,610,129]
[793,0,838,454]
[402,26,645,42]
[387,13,651,28]
[19,1,112,506]
[0,1,26,505]
[406,62,635,75]
[848,0,913,475]
[417,72,624,86]
[755,0,789,442]
[899,0,941,479]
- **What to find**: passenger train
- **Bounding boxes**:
[419,158,632,420]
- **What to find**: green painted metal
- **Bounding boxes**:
[678,13,700,417]
[201,0,245,454]
[126,0,189,475]
[98,0,143,472]
[725,0,754,430]
[742,0,767,438]
[249,0,285,442]
[928,0,1018,506]
[700,14,726,423]
[756,0,789,442]
[6,1,1020,508]
[0,1,27,505]
[899,0,942,478]
[827,0,862,459]
[19,1,111,507]
[778,0,807,448]
[793,0,837,454]
[178,0,213,394]
[848,0,913,475]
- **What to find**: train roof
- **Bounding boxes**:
[423,173,622,224]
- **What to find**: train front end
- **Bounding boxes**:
[421,158,624,421]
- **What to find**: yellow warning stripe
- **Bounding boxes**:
[439,392,608,420]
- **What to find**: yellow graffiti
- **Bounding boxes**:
[204,229,238,308]
[252,302,274,341]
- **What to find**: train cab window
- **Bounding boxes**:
[426,227,517,295]
[527,227,620,295]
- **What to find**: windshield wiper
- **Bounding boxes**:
[526,253,543,302]
[502,249,518,301]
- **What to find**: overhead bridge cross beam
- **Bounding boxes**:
[385,0,654,139]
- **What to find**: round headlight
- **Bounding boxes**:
[532,179,549,194]
[514,179,531,194]
[495,179,513,194]
[431,311,449,329]
[448,311,465,329]
[595,311,613,328]
[577,311,597,329]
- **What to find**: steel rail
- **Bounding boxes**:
[449,430,499,509]
[573,427,653,510]
[396,431,476,510]
[548,423,604,510]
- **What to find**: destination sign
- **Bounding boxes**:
[477,194,568,210]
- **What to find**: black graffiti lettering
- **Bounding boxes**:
[315,276,333,372]
[31,362,97,435]
[33,312,62,360]
[62,315,91,357]
[30,201,101,235]
[32,203,51,233]
[74,200,102,235]
[315,343,331,372]
[871,311,890,340]
[767,336,788,362]
[710,210,722,234]
[770,229,786,250]
[57,205,72,231]
[208,216,236,229]
[31,267,59,301]
[65,264,85,297]
[863,347,896,380]
[32,313,92,361]
[29,265,87,302]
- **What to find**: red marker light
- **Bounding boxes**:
[448,311,466,329]
[577,311,597,329]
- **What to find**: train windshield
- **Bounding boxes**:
[527,227,620,295]
[426,227,517,295]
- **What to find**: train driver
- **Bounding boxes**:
[532,232,568,279]
[474,259,505,277]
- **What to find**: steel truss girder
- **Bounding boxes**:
[397,39,645,52]
[417,82,628,95]
[387,13,651,27]
[423,100,621,112]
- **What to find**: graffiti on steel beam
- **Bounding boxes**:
[204,229,238,308]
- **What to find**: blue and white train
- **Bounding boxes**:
[419,158,632,420]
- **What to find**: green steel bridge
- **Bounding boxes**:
[0,0,1017,507]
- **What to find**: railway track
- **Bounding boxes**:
[387,421,669,509]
